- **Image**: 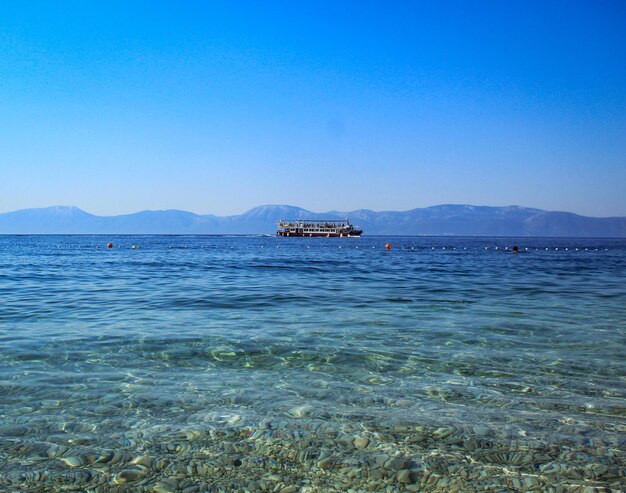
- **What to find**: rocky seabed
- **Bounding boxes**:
[1,418,624,493]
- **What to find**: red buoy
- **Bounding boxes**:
[107,243,113,248]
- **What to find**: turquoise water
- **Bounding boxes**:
[1,235,624,492]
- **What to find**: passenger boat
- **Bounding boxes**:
[276,219,363,237]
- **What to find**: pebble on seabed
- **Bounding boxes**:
[3,416,623,492]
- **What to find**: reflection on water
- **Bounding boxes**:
[0,236,624,492]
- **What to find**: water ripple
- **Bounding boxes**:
[0,235,625,491]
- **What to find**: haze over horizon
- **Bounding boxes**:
[1,2,625,217]
[4,201,626,219]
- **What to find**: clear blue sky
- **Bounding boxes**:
[1,1,625,217]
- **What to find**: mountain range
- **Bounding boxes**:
[0,204,625,236]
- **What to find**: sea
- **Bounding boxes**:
[0,235,624,493]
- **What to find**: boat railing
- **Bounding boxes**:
[278,219,352,229]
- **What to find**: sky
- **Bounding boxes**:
[1,1,625,217]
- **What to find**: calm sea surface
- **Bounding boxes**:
[1,235,624,492]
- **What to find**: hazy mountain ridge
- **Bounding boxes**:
[1,204,625,236]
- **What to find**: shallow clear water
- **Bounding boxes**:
[1,235,624,492]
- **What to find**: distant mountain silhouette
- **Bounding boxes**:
[0,204,625,236]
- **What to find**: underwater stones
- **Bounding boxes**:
[372,454,390,468]
[113,466,147,484]
[586,463,609,478]
[60,456,84,468]
[547,486,567,493]
[246,480,260,491]
[130,455,154,468]
[472,425,490,436]
[287,405,315,418]
[394,399,412,408]
[4,469,50,484]
[385,458,411,471]
[390,422,413,433]
[353,436,369,449]
[461,437,485,451]
[432,426,455,439]
[45,444,68,458]
[278,486,298,493]
[14,406,35,414]
[181,484,202,493]
[164,441,191,454]
[293,447,320,463]
[1,406,624,493]
[63,421,96,433]
[211,348,237,361]
[0,425,29,437]
[40,399,62,409]
[396,469,412,484]
[85,450,126,465]
[523,476,540,489]
[175,429,205,441]
[57,448,127,468]
[421,473,441,488]
[92,404,118,416]
[153,478,180,492]
[360,421,383,432]
[336,434,355,449]
[184,461,212,477]
[56,469,94,485]
[317,456,341,470]
[540,462,563,474]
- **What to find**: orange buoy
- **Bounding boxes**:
[385,243,391,249]
[107,243,113,248]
